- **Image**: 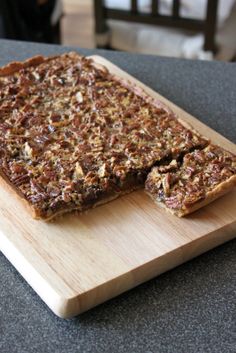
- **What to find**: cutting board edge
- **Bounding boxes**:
[0,229,73,317]
[49,220,236,318]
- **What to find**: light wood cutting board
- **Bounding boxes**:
[0,56,236,318]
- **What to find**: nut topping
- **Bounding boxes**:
[24,142,33,159]
[0,52,210,219]
[146,144,236,215]
[74,162,84,178]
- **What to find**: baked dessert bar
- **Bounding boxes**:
[0,52,207,220]
[145,144,236,216]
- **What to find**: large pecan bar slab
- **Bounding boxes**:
[145,144,236,216]
[0,52,207,220]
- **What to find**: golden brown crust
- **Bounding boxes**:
[36,186,142,221]
[178,175,236,216]
[147,175,236,217]
[0,165,123,222]
[0,56,45,76]
[0,52,83,77]
[0,169,38,219]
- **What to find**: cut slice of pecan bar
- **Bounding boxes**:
[145,144,236,216]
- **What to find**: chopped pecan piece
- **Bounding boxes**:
[76,91,83,103]
[74,162,84,179]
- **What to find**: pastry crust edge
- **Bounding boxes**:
[0,51,83,77]
[146,174,236,217]
[0,167,142,221]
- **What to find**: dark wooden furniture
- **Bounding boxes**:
[94,0,218,52]
[0,0,61,44]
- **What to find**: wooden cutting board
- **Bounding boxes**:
[0,56,235,318]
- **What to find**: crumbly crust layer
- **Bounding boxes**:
[0,52,208,220]
[145,144,236,216]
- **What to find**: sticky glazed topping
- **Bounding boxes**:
[0,52,207,218]
[145,144,236,212]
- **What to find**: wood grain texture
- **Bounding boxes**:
[0,56,235,318]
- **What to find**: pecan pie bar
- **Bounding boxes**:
[145,144,236,217]
[0,52,207,220]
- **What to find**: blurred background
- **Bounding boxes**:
[0,0,235,61]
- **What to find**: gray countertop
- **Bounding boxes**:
[0,39,235,353]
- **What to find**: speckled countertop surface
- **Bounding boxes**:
[0,39,235,353]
